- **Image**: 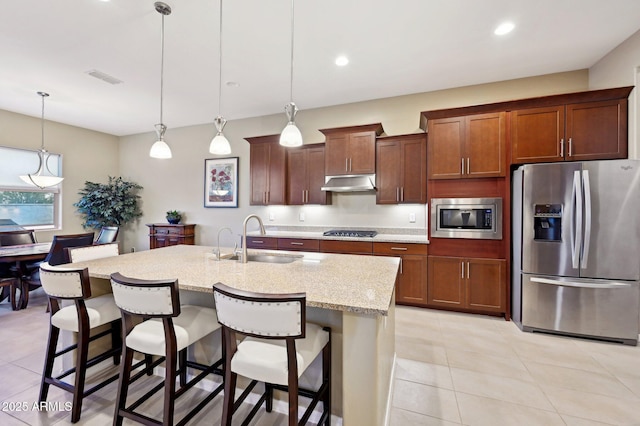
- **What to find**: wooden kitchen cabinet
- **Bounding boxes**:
[245,236,278,249]
[147,224,195,249]
[374,242,428,306]
[427,112,506,180]
[246,134,286,205]
[320,123,384,176]
[287,144,331,205]
[511,99,628,164]
[277,238,320,252]
[319,240,373,255]
[427,255,505,313]
[376,133,427,204]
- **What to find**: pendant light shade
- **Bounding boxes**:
[279,102,302,147]
[280,0,302,147]
[19,92,64,189]
[150,1,173,159]
[209,0,231,155]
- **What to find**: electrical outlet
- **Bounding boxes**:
[130,247,136,253]
[409,213,416,223]
[269,211,275,221]
[299,212,305,222]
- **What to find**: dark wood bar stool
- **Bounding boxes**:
[213,283,331,426]
[38,262,123,423]
[110,272,224,426]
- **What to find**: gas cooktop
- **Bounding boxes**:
[323,229,378,238]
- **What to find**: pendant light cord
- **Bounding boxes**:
[289,0,295,103]
[160,12,165,125]
[40,93,45,150]
[218,0,223,115]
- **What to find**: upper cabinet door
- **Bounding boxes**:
[286,145,330,205]
[400,135,427,203]
[321,123,384,177]
[348,131,376,174]
[465,112,506,178]
[566,99,627,161]
[287,149,307,205]
[375,140,402,204]
[511,106,565,164]
[427,117,464,179]
[246,135,286,205]
[376,133,427,204]
[324,134,349,176]
[306,146,330,205]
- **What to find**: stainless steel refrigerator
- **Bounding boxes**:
[512,160,640,345]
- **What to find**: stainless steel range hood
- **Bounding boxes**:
[321,174,376,192]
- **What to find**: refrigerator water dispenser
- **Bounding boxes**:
[533,204,562,241]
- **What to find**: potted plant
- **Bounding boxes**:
[166,210,182,224]
[74,176,143,230]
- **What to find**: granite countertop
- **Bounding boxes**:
[70,245,400,316]
[247,225,429,244]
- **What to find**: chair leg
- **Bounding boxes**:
[221,369,237,426]
[10,280,18,311]
[163,350,177,426]
[145,354,154,376]
[322,338,332,426]
[178,349,187,387]
[71,325,90,423]
[19,280,29,309]
[265,383,273,412]
[113,346,135,426]
[288,376,299,426]
[39,325,60,402]
[111,320,121,365]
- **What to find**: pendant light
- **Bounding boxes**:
[209,0,231,155]
[149,1,173,159]
[19,92,64,189]
[279,0,302,147]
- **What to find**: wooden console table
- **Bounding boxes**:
[146,223,195,249]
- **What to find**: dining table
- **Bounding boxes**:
[0,242,51,309]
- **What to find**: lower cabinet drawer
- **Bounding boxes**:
[373,242,428,256]
[245,236,278,249]
[319,240,373,255]
[277,238,320,252]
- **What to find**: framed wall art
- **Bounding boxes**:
[204,157,238,208]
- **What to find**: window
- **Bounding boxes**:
[0,146,62,229]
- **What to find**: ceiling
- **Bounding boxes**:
[2,0,640,137]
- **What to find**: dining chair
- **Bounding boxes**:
[94,226,119,245]
[39,262,123,423]
[0,229,37,246]
[110,272,224,426]
[0,277,20,310]
[212,282,332,426]
[20,232,95,309]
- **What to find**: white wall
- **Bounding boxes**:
[0,109,119,242]
[119,71,589,252]
[589,28,640,158]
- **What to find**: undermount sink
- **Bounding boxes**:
[226,253,302,264]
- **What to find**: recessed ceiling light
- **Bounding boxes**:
[494,22,515,35]
[335,56,349,67]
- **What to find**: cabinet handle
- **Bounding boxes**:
[568,138,572,157]
[391,247,408,251]
[345,158,349,172]
[461,158,465,175]
[267,191,270,203]
[305,190,309,204]
[399,257,403,275]
[252,240,264,244]
[467,261,470,279]
[290,242,304,246]
[467,158,470,175]
[400,187,404,202]
[396,187,399,202]
[560,138,564,157]
[349,158,352,171]
[461,262,464,279]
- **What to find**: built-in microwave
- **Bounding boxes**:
[430,197,503,240]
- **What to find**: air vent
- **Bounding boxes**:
[85,69,123,85]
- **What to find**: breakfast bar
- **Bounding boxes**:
[68,244,400,425]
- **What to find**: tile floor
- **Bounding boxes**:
[1,290,640,425]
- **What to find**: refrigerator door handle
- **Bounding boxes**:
[571,170,583,269]
[531,276,631,289]
[582,170,592,269]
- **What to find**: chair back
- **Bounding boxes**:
[110,272,180,318]
[66,243,119,263]
[95,226,119,245]
[39,262,91,300]
[212,283,306,339]
[0,229,36,246]
[45,233,95,266]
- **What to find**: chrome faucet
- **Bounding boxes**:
[241,214,265,263]
[214,227,233,260]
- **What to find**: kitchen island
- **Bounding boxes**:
[69,244,400,425]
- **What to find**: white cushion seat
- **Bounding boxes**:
[50,294,120,332]
[232,322,329,386]
[125,305,220,356]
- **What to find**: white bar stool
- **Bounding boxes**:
[213,282,331,426]
[110,272,223,426]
